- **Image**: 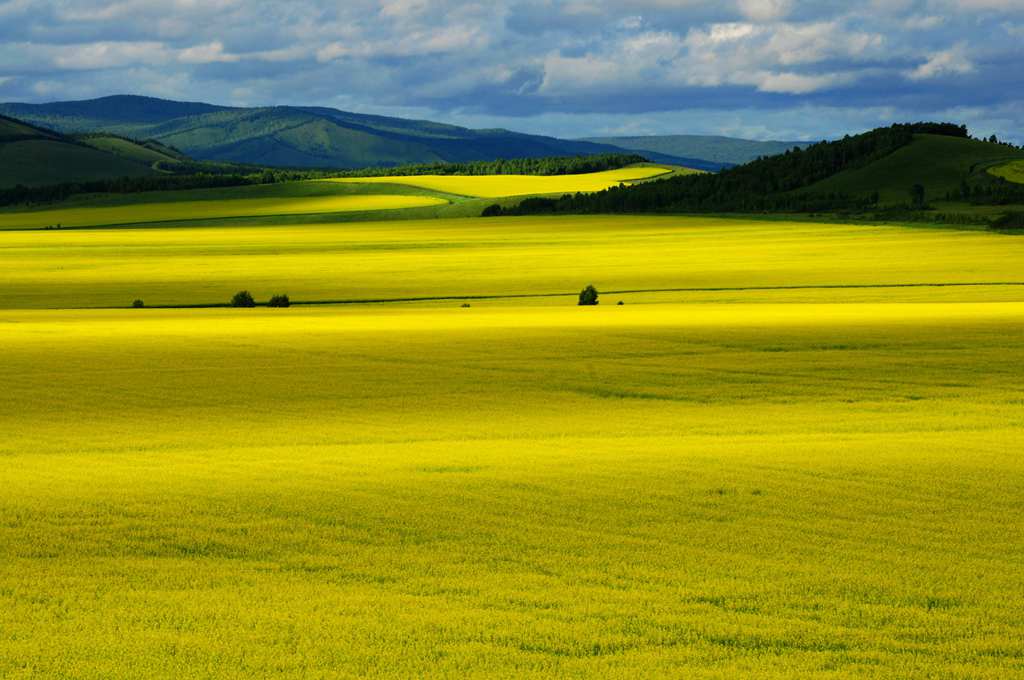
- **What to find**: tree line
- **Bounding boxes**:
[482,123,970,217]
[327,153,648,178]
[0,153,648,208]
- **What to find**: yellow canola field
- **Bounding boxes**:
[4,215,1024,310]
[0,193,447,229]
[327,166,673,197]
[2,301,1024,678]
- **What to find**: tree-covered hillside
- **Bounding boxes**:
[487,123,1024,219]
[0,114,163,188]
[0,95,718,171]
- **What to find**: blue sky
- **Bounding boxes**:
[0,0,1021,142]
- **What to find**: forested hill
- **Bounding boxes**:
[0,95,725,171]
[486,123,1011,216]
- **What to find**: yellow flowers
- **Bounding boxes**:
[2,301,1024,677]
[2,202,1024,677]
[326,166,674,197]
[0,192,447,229]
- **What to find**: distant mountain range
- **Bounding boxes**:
[0,95,731,172]
[581,135,813,166]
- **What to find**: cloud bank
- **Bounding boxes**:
[0,0,1020,141]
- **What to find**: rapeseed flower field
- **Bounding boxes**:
[326,166,674,197]
[2,303,1023,677]
[2,192,1023,677]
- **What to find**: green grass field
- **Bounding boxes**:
[78,135,182,165]
[802,134,1024,204]
[2,185,1024,677]
[990,160,1024,184]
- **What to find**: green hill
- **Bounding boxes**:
[0,114,163,188]
[488,122,1024,224]
[801,134,1024,205]
[582,134,811,165]
[76,134,186,166]
[989,160,1024,184]
[0,95,721,171]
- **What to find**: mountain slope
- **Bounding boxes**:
[0,95,724,171]
[0,114,162,188]
[489,123,1024,217]
[582,134,812,165]
[77,134,187,165]
[801,134,1024,204]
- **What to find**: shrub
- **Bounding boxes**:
[230,290,256,308]
[481,204,503,217]
[268,294,290,308]
[992,212,1024,231]
[578,284,599,306]
[461,303,472,308]
[132,299,145,308]
[909,184,926,210]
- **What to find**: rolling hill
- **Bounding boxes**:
[800,134,1024,204]
[490,123,1024,220]
[0,95,727,171]
[0,114,168,188]
[582,134,812,165]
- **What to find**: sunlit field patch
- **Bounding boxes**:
[1,302,1023,678]
[4,215,1024,309]
[990,159,1024,184]
[0,192,447,229]
[2,201,1024,677]
[326,166,674,197]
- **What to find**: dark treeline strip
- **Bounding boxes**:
[0,173,270,207]
[947,177,1024,206]
[327,153,648,178]
[484,123,968,217]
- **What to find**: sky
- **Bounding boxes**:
[0,0,1022,142]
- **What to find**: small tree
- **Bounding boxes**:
[578,284,599,306]
[267,294,290,308]
[132,299,145,308]
[909,184,926,210]
[231,290,256,308]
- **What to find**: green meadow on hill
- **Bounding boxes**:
[801,134,1024,205]
[0,115,162,187]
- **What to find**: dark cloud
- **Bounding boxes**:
[0,0,1020,142]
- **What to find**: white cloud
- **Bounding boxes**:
[51,41,171,70]
[178,41,238,64]
[757,71,854,94]
[904,15,945,30]
[906,43,975,80]
[736,0,793,22]
[1,0,1022,145]
[1003,22,1024,36]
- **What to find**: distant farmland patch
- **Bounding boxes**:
[327,166,678,197]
